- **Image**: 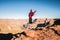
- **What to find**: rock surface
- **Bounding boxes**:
[14,25,60,40]
[0,18,60,40]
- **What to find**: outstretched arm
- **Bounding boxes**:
[33,10,36,13]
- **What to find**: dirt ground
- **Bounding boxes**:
[0,18,60,40]
[13,25,60,40]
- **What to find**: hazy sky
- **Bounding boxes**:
[0,0,60,19]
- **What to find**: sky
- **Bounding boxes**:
[0,0,60,19]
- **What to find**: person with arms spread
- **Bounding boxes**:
[28,9,36,24]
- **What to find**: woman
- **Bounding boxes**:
[28,9,36,24]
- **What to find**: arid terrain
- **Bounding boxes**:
[0,18,60,40]
[0,19,28,34]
